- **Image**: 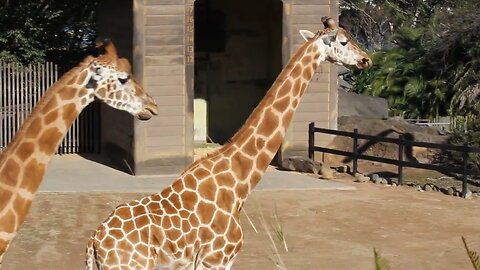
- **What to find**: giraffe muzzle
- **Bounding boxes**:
[357,57,372,68]
[137,99,158,121]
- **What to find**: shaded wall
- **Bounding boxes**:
[97,0,135,173]
[194,0,283,144]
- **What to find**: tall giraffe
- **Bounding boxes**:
[0,40,158,265]
[86,17,371,270]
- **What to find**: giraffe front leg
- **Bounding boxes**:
[196,241,241,270]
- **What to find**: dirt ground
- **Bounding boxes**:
[2,178,480,270]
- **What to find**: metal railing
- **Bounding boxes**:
[0,62,100,154]
[308,122,480,197]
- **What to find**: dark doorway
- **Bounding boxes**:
[194,0,283,144]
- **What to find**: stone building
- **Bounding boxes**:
[97,0,339,175]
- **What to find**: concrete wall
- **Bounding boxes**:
[132,0,194,175]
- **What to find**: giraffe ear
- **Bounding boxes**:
[299,30,316,41]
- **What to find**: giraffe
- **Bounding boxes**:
[0,40,158,265]
[86,17,371,270]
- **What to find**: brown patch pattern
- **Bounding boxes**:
[38,127,63,155]
[198,180,216,201]
[257,109,279,137]
[43,110,58,125]
[21,159,45,191]
[273,96,291,113]
[2,159,20,186]
[25,118,42,139]
[15,142,35,161]
[62,103,79,125]
[231,152,253,181]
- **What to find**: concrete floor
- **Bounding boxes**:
[39,154,355,193]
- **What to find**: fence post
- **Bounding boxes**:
[352,128,358,175]
[398,134,404,185]
[462,141,469,198]
[308,122,315,160]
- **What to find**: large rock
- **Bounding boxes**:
[281,156,335,179]
[325,116,448,162]
[281,156,322,174]
[338,89,388,119]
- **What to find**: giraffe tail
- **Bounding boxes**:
[85,234,97,270]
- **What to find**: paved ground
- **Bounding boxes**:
[2,155,480,269]
[40,154,354,192]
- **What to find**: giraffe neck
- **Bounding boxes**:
[190,40,323,203]
[0,60,94,260]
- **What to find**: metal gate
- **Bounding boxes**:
[0,62,101,154]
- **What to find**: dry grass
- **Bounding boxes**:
[243,202,288,270]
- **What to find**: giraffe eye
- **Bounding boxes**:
[118,76,129,85]
[340,40,349,46]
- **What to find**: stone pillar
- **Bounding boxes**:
[281,0,339,159]
[131,0,194,175]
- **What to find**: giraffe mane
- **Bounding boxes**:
[180,141,235,175]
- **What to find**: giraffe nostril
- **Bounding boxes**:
[360,58,372,67]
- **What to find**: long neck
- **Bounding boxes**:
[218,40,322,198]
[0,62,94,261]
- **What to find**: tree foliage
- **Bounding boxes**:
[447,117,480,171]
[0,0,98,64]
[339,0,456,51]
[341,0,480,118]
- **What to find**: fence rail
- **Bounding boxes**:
[308,122,480,197]
[0,61,100,154]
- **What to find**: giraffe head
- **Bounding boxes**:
[85,40,158,120]
[300,17,372,69]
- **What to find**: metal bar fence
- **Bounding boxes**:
[308,122,480,197]
[0,61,100,154]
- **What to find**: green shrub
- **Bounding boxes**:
[448,117,480,172]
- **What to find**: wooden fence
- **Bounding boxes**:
[308,122,480,197]
[0,62,100,154]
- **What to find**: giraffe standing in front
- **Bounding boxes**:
[0,40,158,266]
[87,17,371,270]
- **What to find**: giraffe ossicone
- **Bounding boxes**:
[86,17,371,270]
[0,40,158,266]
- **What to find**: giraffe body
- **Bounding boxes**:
[87,17,371,270]
[0,41,158,265]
